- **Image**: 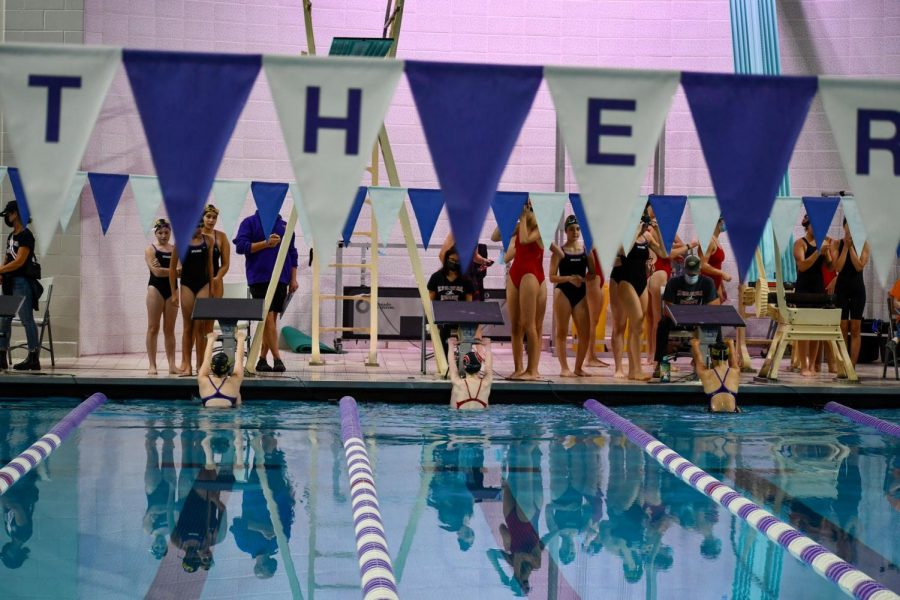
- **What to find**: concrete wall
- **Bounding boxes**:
[74,0,899,355]
[1,0,84,358]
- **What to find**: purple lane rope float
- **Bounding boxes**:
[824,402,900,439]
[584,399,898,600]
[0,393,108,495]
[339,396,399,600]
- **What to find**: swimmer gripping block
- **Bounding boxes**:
[282,326,339,354]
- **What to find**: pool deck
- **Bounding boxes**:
[1,344,898,408]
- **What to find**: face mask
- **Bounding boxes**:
[447,261,460,271]
[3,215,13,227]
[685,274,699,285]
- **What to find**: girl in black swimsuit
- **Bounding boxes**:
[169,222,214,375]
[145,219,179,375]
[831,219,870,366]
[549,215,595,377]
[792,215,832,376]
[201,205,230,299]
[609,209,667,381]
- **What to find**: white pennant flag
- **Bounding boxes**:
[0,166,6,187]
[545,67,679,276]
[368,186,406,247]
[688,196,721,254]
[820,77,900,286]
[211,179,250,238]
[529,192,568,250]
[288,183,314,249]
[621,195,647,253]
[59,171,87,232]
[264,56,402,261]
[840,196,867,252]
[130,175,163,233]
[769,196,802,253]
[0,44,120,256]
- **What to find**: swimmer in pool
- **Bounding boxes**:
[198,331,246,408]
[691,338,740,413]
[449,337,492,410]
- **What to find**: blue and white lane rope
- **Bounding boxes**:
[0,393,108,495]
[824,402,900,439]
[339,396,399,600]
[584,399,898,600]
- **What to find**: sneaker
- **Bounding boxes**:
[272,359,286,373]
[256,358,272,373]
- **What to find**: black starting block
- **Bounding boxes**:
[192,298,265,362]
[423,302,505,377]
[667,304,745,365]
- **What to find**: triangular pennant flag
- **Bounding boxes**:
[124,50,261,258]
[250,181,289,238]
[88,172,129,235]
[819,77,900,286]
[801,196,840,247]
[211,179,250,238]
[546,67,679,276]
[405,61,543,267]
[407,188,444,250]
[288,183,314,248]
[130,175,164,233]
[491,191,529,251]
[7,167,30,227]
[840,196,867,251]
[0,167,6,187]
[368,186,407,246]
[621,196,648,254]
[648,194,687,253]
[264,56,402,260]
[342,186,368,246]
[529,192,568,250]
[681,72,817,281]
[0,44,121,256]
[59,171,87,232]
[688,196,721,253]
[769,197,802,252]
[568,194,594,253]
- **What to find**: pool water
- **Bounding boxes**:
[0,401,897,599]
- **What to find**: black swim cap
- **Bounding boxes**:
[210,352,232,377]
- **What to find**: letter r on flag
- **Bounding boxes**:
[856,109,900,176]
[586,98,636,166]
[29,74,82,143]
[304,86,362,155]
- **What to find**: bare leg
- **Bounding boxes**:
[585,278,608,367]
[609,279,626,378]
[146,287,165,375]
[618,282,650,381]
[163,295,178,373]
[572,299,591,376]
[179,286,198,374]
[517,274,542,380]
[646,271,667,365]
[849,319,862,365]
[193,285,210,369]
[553,289,575,377]
[507,276,524,378]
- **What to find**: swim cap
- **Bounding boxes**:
[564,214,578,229]
[153,218,170,231]
[210,352,232,377]
[203,204,219,216]
[710,343,729,361]
[462,350,482,374]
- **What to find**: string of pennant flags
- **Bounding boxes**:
[0,44,896,285]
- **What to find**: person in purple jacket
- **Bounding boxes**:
[233,211,299,373]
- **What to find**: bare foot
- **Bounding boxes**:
[508,370,525,380]
[801,369,814,377]
[614,370,626,379]
[168,366,180,375]
[560,369,576,378]
[148,366,158,376]
[176,364,191,376]
[574,369,587,377]
[628,371,651,381]
[587,358,610,367]
[517,371,541,381]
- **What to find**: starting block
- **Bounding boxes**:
[192,298,265,363]
[427,302,504,377]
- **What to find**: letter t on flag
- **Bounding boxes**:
[405,61,543,267]
[0,44,120,256]
[123,50,261,261]
[263,56,403,262]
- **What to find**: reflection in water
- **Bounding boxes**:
[887,452,900,513]
[0,412,40,570]
[144,425,176,560]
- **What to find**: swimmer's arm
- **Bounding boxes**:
[234,331,247,379]
[168,252,179,294]
[145,246,167,278]
[518,217,541,245]
[217,232,231,278]
[490,225,502,243]
[0,246,29,274]
[483,338,493,379]
[504,242,516,263]
[198,332,216,378]
[448,338,460,383]
[690,338,707,375]
[548,248,565,284]
[726,339,739,369]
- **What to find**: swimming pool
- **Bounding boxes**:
[0,400,896,599]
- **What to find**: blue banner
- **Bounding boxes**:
[250,181,288,238]
[407,188,444,250]
[648,194,687,253]
[87,172,129,234]
[342,186,368,245]
[802,196,840,247]
[568,193,594,254]
[123,50,260,259]
[405,61,542,266]
[490,191,529,251]
[681,72,817,281]
[7,167,30,226]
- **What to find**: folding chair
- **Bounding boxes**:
[12,277,55,366]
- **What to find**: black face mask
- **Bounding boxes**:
[447,261,460,272]
[3,216,13,227]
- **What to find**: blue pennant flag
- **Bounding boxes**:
[802,196,840,247]
[342,187,368,246]
[681,72,817,281]
[88,173,129,235]
[250,181,288,238]
[648,194,687,253]
[491,191,529,251]
[7,168,30,227]
[405,61,543,266]
[123,50,261,259]
[569,193,594,254]
[407,188,444,250]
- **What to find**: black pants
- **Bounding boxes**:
[654,316,689,363]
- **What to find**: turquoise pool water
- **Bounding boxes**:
[0,401,897,599]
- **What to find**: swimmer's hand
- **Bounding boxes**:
[206,332,218,341]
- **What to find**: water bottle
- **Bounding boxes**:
[660,355,671,383]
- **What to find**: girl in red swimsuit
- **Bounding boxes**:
[701,219,731,301]
[505,201,546,380]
